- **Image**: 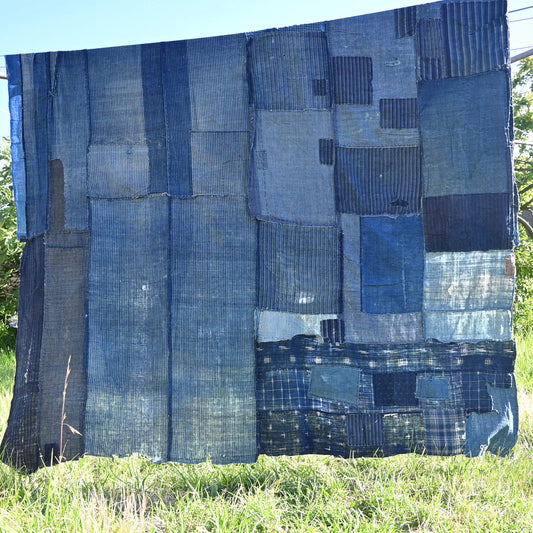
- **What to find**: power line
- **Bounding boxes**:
[509,5,533,14]
[511,48,533,62]
[509,15,533,22]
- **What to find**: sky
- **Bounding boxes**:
[1,0,533,140]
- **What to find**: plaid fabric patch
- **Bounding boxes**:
[256,368,309,411]
[462,372,513,413]
[424,409,466,455]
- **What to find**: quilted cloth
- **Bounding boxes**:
[2,0,518,471]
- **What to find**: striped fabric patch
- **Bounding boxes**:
[441,0,508,77]
[416,19,446,80]
[379,98,418,128]
[248,31,330,110]
[257,222,341,314]
[346,414,384,447]
[335,146,421,215]
[332,56,373,105]
[395,6,418,38]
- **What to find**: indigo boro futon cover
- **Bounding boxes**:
[2,0,519,471]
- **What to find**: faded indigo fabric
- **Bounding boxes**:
[2,0,519,470]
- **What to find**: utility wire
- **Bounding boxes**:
[509,15,533,21]
[509,5,533,14]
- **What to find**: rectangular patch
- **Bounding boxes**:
[308,366,361,405]
[5,54,27,238]
[258,410,310,456]
[332,56,373,105]
[424,409,465,455]
[424,310,512,342]
[250,110,336,226]
[87,46,145,144]
[187,34,249,130]
[415,375,451,400]
[383,413,425,452]
[85,197,170,461]
[49,51,90,231]
[257,222,341,314]
[88,145,150,198]
[361,215,424,314]
[423,193,513,252]
[141,43,167,194]
[424,251,515,312]
[379,98,418,129]
[346,414,384,447]
[416,19,446,80]
[257,368,309,411]
[21,53,50,239]
[419,71,511,198]
[38,245,88,462]
[191,132,248,196]
[335,147,421,215]
[395,6,417,38]
[320,319,345,344]
[319,138,335,165]
[441,0,507,77]
[162,41,192,197]
[248,31,330,110]
[255,310,338,343]
[170,197,257,464]
[373,373,418,407]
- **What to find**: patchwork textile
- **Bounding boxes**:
[2,0,518,471]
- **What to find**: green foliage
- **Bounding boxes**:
[514,58,533,333]
[0,138,23,348]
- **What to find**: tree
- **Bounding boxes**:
[513,57,533,332]
[0,138,23,348]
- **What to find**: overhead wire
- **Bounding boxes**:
[509,5,533,14]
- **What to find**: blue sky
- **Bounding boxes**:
[1,0,533,139]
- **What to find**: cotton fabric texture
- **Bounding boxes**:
[2,0,518,471]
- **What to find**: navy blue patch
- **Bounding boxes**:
[346,413,384,447]
[319,139,335,165]
[162,42,192,197]
[141,44,167,194]
[26,53,50,238]
[257,337,516,374]
[313,78,328,96]
[373,373,418,407]
[321,318,345,344]
[257,410,311,456]
[332,57,372,105]
[1,236,45,471]
[248,31,331,110]
[423,193,513,252]
[48,159,65,232]
[335,147,421,215]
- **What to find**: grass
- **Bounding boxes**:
[0,343,533,531]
